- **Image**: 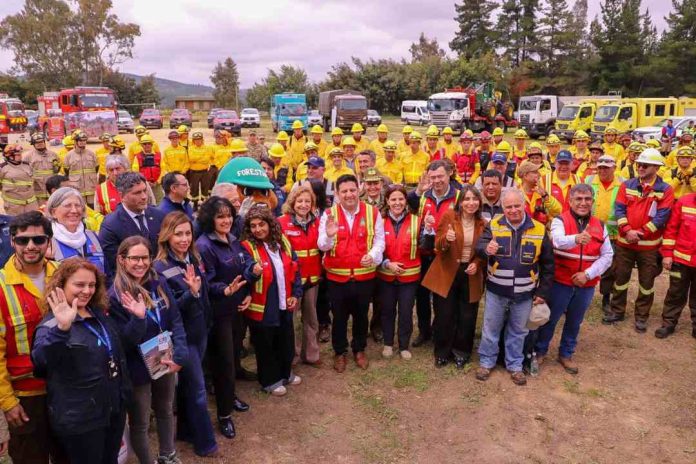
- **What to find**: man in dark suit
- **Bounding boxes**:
[99,171,166,280]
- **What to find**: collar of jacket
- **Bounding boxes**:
[206,232,238,245]
[2,257,58,298]
[498,213,534,232]
[424,184,457,203]
[290,213,316,230]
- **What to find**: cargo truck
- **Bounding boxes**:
[270,93,308,133]
[591,97,696,137]
[318,90,368,131]
[555,98,618,141]
[518,95,617,139]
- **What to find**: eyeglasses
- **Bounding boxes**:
[13,235,49,246]
[125,255,150,263]
[175,182,190,188]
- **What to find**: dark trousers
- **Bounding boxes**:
[9,395,68,464]
[415,254,435,339]
[610,246,661,322]
[379,280,417,351]
[328,279,376,355]
[599,240,617,297]
[187,169,208,203]
[208,315,237,417]
[177,340,217,456]
[432,265,479,359]
[316,278,332,326]
[661,262,696,328]
[60,411,126,464]
[249,312,295,390]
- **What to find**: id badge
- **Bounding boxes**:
[520,241,537,265]
[495,236,512,257]
[158,333,170,351]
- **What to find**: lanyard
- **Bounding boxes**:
[146,290,163,331]
[82,309,113,357]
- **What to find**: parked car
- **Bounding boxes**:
[139,108,162,129]
[241,108,260,128]
[117,110,135,133]
[213,110,242,136]
[633,116,696,143]
[367,109,382,126]
[26,110,39,134]
[308,109,322,127]
[169,108,192,129]
[207,108,223,128]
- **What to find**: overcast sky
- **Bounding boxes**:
[0,0,672,88]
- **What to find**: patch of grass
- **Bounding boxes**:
[585,387,608,398]
[563,379,581,394]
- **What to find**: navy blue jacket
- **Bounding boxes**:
[158,196,194,220]
[196,232,254,319]
[0,215,12,269]
[107,276,189,386]
[154,252,210,346]
[99,205,167,282]
[31,308,131,436]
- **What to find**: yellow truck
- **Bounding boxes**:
[591,97,696,136]
[555,98,617,142]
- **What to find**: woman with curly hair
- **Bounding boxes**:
[241,206,303,396]
[32,257,130,464]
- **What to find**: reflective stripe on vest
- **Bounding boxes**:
[329,204,375,257]
[99,182,113,214]
[0,273,29,354]
[248,236,293,295]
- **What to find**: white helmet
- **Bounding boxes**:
[636,148,664,166]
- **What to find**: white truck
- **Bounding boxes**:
[517,95,617,139]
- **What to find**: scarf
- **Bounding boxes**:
[53,221,87,250]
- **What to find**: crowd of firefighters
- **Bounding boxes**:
[0,116,694,463]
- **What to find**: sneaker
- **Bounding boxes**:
[510,371,527,386]
[382,346,394,358]
[400,350,412,360]
[157,452,182,464]
[289,374,302,386]
[270,385,287,396]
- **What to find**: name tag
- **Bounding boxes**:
[286,230,301,237]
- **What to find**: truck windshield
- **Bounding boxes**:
[518,99,539,111]
[558,106,579,120]
[79,94,115,109]
[338,99,367,110]
[427,99,467,112]
[280,103,307,116]
[5,101,24,114]
[594,105,618,123]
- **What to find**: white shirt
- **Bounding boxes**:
[264,243,287,310]
[550,216,614,280]
[317,203,385,265]
[123,205,148,231]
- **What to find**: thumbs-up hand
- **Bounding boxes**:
[446,224,456,242]
[326,214,338,237]
[486,237,500,255]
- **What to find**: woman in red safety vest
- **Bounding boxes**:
[241,206,302,397]
[278,185,322,367]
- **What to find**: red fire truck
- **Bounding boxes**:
[38,87,118,140]
[0,93,28,150]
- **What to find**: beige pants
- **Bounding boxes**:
[295,284,320,363]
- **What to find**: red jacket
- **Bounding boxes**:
[278,214,321,285]
[661,193,696,266]
[615,177,675,251]
[136,151,162,183]
[378,214,421,283]
[553,211,605,287]
[323,202,378,282]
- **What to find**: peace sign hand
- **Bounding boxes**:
[183,264,202,295]
[47,288,78,332]
[121,291,147,319]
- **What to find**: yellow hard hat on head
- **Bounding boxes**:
[269,143,286,158]
[426,125,439,137]
[605,127,619,135]
[402,125,413,134]
[230,139,247,153]
[628,142,646,152]
[276,131,289,142]
[496,141,512,153]
[351,123,364,133]
[109,136,126,150]
[303,141,318,152]
[514,129,528,139]
[328,147,344,157]
[191,132,204,140]
[528,141,543,154]
[442,127,454,136]
[139,134,155,144]
[646,139,661,149]
[62,136,74,148]
[492,127,505,137]
[546,134,561,145]
[177,125,189,134]
[383,140,397,151]
[292,120,304,130]
[409,131,422,141]
[342,137,356,146]
[573,130,590,141]
[310,125,323,135]
[376,124,388,133]
[331,127,344,137]
[135,126,146,135]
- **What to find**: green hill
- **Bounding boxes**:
[124,73,213,108]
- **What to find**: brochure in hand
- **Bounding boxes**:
[138,331,173,380]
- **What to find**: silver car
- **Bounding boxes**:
[241,108,260,128]
[117,110,135,133]
[308,110,322,126]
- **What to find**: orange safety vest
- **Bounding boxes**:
[553,211,604,287]
[96,180,120,214]
[377,214,421,283]
[323,202,377,282]
[278,214,321,285]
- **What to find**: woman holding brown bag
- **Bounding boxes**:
[421,184,485,369]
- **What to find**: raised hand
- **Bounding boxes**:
[416,172,431,195]
[47,288,78,332]
[121,291,147,319]
[486,237,500,255]
[446,224,456,242]
[183,264,202,295]
[424,213,435,230]
[325,214,339,237]
[225,275,247,296]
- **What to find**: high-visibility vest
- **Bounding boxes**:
[96,180,120,214]
[544,172,578,212]
[553,211,605,287]
[241,236,297,321]
[418,189,461,252]
[377,214,420,283]
[323,202,377,282]
[278,214,321,286]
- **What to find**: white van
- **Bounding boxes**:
[401,100,429,125]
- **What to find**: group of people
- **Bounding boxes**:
[0,118,693,464]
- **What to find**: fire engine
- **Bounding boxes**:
[0,93,28,149]
[38,87,118,140]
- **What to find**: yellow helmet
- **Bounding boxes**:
[328,147,344,157]
[376,123,388,133]
[492,127,505,137]
[514,129,528,139]
[291,120,304,130]
[646,139,661,149]
[442,127,454,136]
[496,141,512,153]
[276,131,290,142]
[100,132,112,142]
[310,125,323,135]
[604,127,619,135]
[62,136,74,148]
[177,125,189,134]
[351,123,364,133]
[303,141,318,152]
[628,142,646,152]
[134,125,147,135]
[383,140,397,151]
[191,132,204,140]
[409,131,423,141]
[677,146,695,157]
[528,141,543,154]
[573,130,590,141]
[139,134,155,144]
[268,143,286,158]
[109,136,126,150]
[230,139,247,153]
[342,136,357,147]
[331,127,344,137]
[402,125,413,134]
[426,125,439,137]
[546,134,561,145]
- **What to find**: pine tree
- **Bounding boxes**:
[496,0,524,66]
[449,0,498,59]
[656,0,696,95]
[210,57,240,109]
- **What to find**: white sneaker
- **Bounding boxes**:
[270,385,287,396]
[382,346,394,358]
[289,374,302,386]
[400,350,412,360]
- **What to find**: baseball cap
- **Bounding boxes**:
[597,155,616,167]
[491,153,507,164]
[556,150,573,163]
[307,156,325,168]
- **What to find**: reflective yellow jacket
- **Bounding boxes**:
[188,145,214,171]
[162,145,190,175]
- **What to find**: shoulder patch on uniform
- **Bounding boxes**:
[161,267,183,279]
[42,317,58,329]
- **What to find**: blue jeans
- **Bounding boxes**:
[177,340,218,456]
[535,282,595,358]
[478,290,533,372]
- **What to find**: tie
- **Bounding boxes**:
[135,214,148,234]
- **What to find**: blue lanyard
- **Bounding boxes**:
[82,309,113,357]
[146,291,163,331]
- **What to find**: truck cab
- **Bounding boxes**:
[427,91,470,130]
[0,97,27,149]
[271,93,308,133]
[517,95,559,138]
[57,87,118,139]
[556,103,598,141]
[592,98,679,137]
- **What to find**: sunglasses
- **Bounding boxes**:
[13,235,49,246]
[636,163,653,169]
